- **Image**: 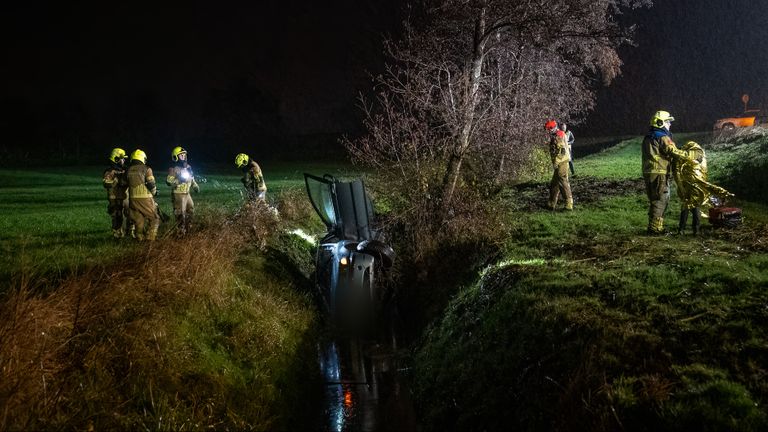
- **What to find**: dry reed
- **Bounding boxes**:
[0,202,282,430]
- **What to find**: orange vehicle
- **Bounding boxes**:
[713,109,761,130]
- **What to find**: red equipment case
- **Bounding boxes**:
[708,207,742,227]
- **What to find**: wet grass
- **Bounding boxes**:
[412,134,768,431]
[0,163,333,430]
[0,161,355,287]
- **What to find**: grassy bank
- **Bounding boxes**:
[0,161,354,286]
[0,162,345,429]
[411,134,768,431]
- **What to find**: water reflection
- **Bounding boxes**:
[320,340,377,432]
[319,338,419,432]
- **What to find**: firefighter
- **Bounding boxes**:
[545,120,573,211]
[166,146,199,236]
[641,110,691,234]
[235,153,267,201]
[127,149,160,241]
[672,141,733,235]
[102,148,133,238]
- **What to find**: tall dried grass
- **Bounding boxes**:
[0,202,292,430]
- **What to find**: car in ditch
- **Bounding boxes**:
[713,109,761,130]
[304,173,395,336]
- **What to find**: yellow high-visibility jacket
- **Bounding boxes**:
[127,162,157,199]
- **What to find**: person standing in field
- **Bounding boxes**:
[672,141,733,235]
[166,146,199,236]
[102,147,133,238]
[545,120,573,211]
[235,153,267,201]
[560,123,575,176]
[641,110,691,235]
[127,149,160,241]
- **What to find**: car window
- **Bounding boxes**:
[305,173,337,228]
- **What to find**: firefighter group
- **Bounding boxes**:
[546,110,732,235]
[104,109,733,240]
[102,147,266,241]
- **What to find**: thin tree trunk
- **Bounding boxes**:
[442,5,487,209]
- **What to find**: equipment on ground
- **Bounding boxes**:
[708,206,742,228]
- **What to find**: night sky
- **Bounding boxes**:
[1,0,767,162]
[585,0,768,135]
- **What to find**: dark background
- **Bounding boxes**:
[1,0,766,164]
[584,0,768,136]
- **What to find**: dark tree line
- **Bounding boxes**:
[0,81,311,166]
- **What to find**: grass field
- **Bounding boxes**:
[0,161,360,285]
[0,160,358,430]
[412,133,768,431]
[2,132,767,430]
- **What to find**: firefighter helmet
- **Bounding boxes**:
[110,148,127,163]
[131,149,147,164]
[235,153,249,168]
[651,111,675,128]
[544,120,558,131]
[683,141,702,151]
[171,146,187,162]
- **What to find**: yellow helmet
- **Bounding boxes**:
[650,110,675,128]
[683,141,702,151]
[235,153,249,168]
[171,146,187,161]
[131,149,147,164]
[109,147,127,163]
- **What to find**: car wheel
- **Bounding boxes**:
[356,240,396,269]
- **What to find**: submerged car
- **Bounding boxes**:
[304,173,395,336]
[713,109,761,130]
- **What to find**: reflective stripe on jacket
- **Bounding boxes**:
[642,128,687,175]
[103,166,128,200]
[549,130,570,165]
[127,162,156,199]
[167,164,197,194]
[242,161,267,193]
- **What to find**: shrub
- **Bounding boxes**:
[708,127,768,204]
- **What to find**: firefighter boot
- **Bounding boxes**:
[692,208,701,235]
[565,199,574,211]
[548,197,558,211]
[184,214,192,235]
[112,228,124,239]
[678,210,688,235]
[648,217,665,235]
[175,215,186,237]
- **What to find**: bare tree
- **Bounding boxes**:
[347,0,650,225]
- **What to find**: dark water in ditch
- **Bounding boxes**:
[317,334,419,432]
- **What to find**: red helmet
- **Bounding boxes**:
[544,120,557,131]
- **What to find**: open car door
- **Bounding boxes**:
[304,174,395,336]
